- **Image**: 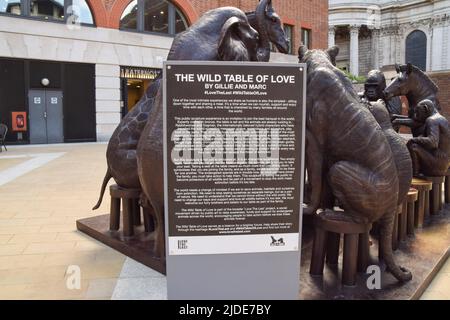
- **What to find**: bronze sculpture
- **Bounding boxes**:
[298,45,412,282]
[394,100,450,177]
[366,100,413,208]
[361,70,403,117]
[137,7,265,258]
[246,0,289,60]
[385,63,440,136]
[92,0,287,210]
[92,78,161,210]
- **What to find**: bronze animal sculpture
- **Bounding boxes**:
[366,100,413,206]
[385,63,440,136]
[92,77,161,210]
[92,0,287,210]
[137,7,264,258]
[298,45,412,282]
[394,100,450,177]
[246,0,289,60]
[361,70,403,117]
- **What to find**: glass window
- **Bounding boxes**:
[120,0,138,30]
[406,30,427,71]
[175,7,187,34]
[0,0,21,15]
[120,0,189,35]
[284,24,293,54]
[71,0,93,25]
[301,28,312,49]
[144,0,169,33]
[0,0,95,25]
[30,0,65,21]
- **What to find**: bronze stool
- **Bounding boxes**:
[423,176,445,215]
[399,189,418,239]
[310,210,372,287]
[109,185,143,237]
[445,167,450,204]
[411,178,433,227]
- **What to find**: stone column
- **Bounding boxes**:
[95,64,121,142]
[328,26,336,48]
[350,25,360,76]
[372,28,381,70]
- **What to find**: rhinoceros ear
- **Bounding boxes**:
[406,63,413,74]
[326,45,339,65]
[218,17,245,61]
[298,45,308,62]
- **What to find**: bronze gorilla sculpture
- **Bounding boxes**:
[298,45,412,283]
[395,100,450,177]
[93,0,287,210]
[136,7,265,258]
[362,70,403,117]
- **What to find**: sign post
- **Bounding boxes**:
[164,61,306,299]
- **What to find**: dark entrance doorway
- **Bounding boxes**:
[28,90,63,144]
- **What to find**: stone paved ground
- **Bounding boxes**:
[0,143,448,300]
[0,143,165,300]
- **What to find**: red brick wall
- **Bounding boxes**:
[191,0,329,51]
[95,0,328,51]
[428,71,450,121]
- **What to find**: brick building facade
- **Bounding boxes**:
[90,0,329,50]
[0,0,328,144]
[429,72,450,121]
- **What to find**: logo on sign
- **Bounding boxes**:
[51,97,58,104]
[178,240,188,250]
[270,236,285,247]
[34,97,41,104]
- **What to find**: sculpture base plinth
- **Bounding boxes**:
[299,210,450,300]
[76,214,166,275]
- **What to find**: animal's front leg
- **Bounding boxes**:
[303,129,324,215]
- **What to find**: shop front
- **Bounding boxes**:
[120,66,161,118]
[0,58,96,144]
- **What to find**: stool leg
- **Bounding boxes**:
[133,199,141,226]
[122,198,134,237]
[424,190,430,218]
[399,201,407,241]
[326,232,340,266]
[446,176,450,204]
[110,197,120,231]
[415,191,425,228]
[143,206,155,233]
[357,232,370,273]
[310,228,327,276]
[439,183,443,211]
[430,184,440,215]
[407,201,415,236]
[343,234,359,286]
[392,209,399,251]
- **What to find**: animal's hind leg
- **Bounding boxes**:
[328,161,397,223]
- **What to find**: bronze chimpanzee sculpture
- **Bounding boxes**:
[394,100,450,177]
[93,0,287,210]
[298,45,412,282]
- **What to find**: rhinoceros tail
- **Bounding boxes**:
[92,170,113,210]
